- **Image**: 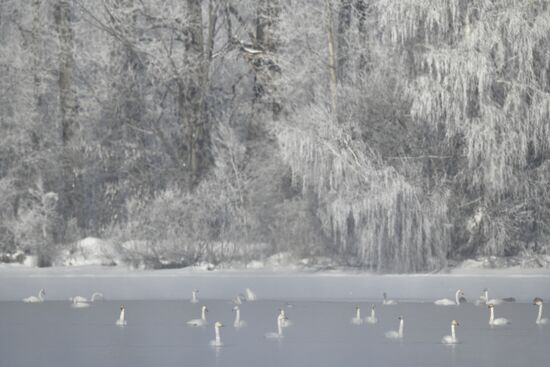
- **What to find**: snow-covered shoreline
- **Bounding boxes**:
[1,264,549,302]
[2,262,550,276]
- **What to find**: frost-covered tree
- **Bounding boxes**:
[377,0,550,257]
[274,0,450,272]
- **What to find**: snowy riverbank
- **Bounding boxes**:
[1,264,549,302]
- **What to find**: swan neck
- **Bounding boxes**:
[119,309,125,321]
[484,290,488,301]
[234,309,240,323]
[371,308,375,318]
[201,309,206,321]
[398,319,404,337]
[537,303,543,322]
[489,307,494,322]
[277,318,283,336]
[356,308,361,319]
[215,326,221,343]
[455,290,460,304]
[451,324,456,340]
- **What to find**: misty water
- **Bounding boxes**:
[1,269,549,366]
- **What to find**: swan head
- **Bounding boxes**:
[279,308,286,316]
[383,292,387,298]
[39,289,46,295]
[202,305,208,313]
[355,306,360,310]
[533,297,543,305]
[371,305,375,310]
[487,303,495,309]
[120,304,125,310]
[452,320,459,326]
[214,321,224,328]
[398,316,403,321]
[193,288,199,293]
[457,289,464,296]
[233,305,240,311]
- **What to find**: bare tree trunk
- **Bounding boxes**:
[54,0,78,242]
[324,0,338,115]
[54,0,77,144]
[255,0,281,119]
[182,0,212,191]
[355,0,368,73]
[31,0,44,136]
[336,0,352,81]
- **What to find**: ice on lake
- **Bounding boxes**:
[1,268,549,366]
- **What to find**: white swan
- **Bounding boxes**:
[475,289,488,306]
[385,316,404,339]
[69,292,104,307]
[190,289,199,304]
[488,304,510,326]
[187,305,208,326]
[265,313,286,339]
[279,308,292,327]
[435,289,466,306]
[69,296,88,303]
[365,305,378,324]
[23,288,46,303]
[533,298,549,325]
[209,322,224,347]
[232,294,244,305]
[233,305,247,328]
[116,304,127,326]
[382,292,397,305]
[71,297,90,308]
[478,289,515,305]
[91,292,104,302]
[351,306,364,325]
[245,288,257,301]
[441,320,459,344]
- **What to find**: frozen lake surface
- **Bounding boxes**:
[1,267,549,366]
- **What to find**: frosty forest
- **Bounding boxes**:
[1,0,550,272]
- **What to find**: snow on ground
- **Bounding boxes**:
[56,237,120,267]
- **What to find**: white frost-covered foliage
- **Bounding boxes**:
[377,0,550,256]
[273,1,450,272]
[378,0,550,194]
[278,104,449,272]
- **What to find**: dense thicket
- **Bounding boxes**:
[0,0,548,271]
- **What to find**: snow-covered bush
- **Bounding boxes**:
[13,186,61,267]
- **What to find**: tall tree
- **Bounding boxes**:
[53,0,79,242]
[181,0,211,190]
[54,0,77,144]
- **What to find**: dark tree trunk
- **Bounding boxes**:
[54,0,78,242]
